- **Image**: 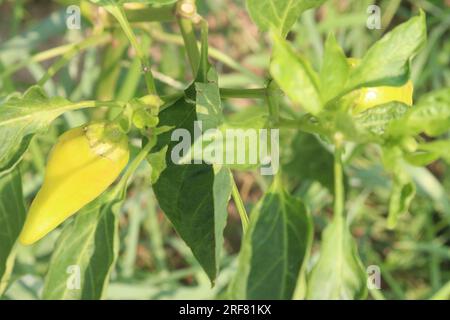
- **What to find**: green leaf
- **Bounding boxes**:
[195,69,222,131]
[147,146,168,184]
[416,140,450,164]
[270,34,322,115]
[212,165,233,273]
[0,169,26,296]
[153,91,231,282]
[355,101,409,135]
[381,145,416,229]
[306,216,367,300]
[346,11,426,91]
[404,88,450,137]
[284,132,335,192]
[403,151,440,166]
[387,178,415,229]
[246,0,326,37]
[155,65,232,282]
[229,179,313,299]
[0,86,83,174]
[320,33,349,103]
[42,190,123,300]
[183,89,271,170]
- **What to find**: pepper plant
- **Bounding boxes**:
[0,0,449,300]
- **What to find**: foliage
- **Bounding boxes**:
[0,0,449,300]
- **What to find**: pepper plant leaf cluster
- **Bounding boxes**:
[0,0,449,300]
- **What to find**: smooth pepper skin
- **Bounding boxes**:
[348,58,414,113]
[19,122,129,245]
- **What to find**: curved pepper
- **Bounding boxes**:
[19,122,129,245]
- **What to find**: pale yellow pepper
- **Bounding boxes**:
[348,58,414,113]
[19,122,129,245]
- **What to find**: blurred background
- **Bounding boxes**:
[0,0,449,299]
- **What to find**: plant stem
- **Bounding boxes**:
[144,189,168,272]
[426,213,442,292]
[38,34,112,86]
[148,28,262,84]
[2,34,110,78]
[198,19,209,82]
[275,116,327,136]
[177,16,200,76]
[333,137,345,221]
[266,80,280,122]
[124,5,175,23]
[219,88,266,99]
[116,140,154,195]
[106,4,157,95]
[231,177,249,235]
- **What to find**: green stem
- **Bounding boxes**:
[38,34,111,86]
[96,30,129,100]
[2,34,110,78]
[219,88,266,99]
[106,4,157,95]
[115,141,154,195]
[177,16,200,76]
[333,139,345,221]
[148,28,262,84]
[198,19,209,82]
[231,177,249,235]
[276,116,327,136]
[124,5,175,23]
[426,213,442,292]
[145,189,168,272]
[117,56,142,102]
[266,80,280,122]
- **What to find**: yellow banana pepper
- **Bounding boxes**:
[19,122,129,245]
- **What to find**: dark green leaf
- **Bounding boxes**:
[230,179,313,299]
[284,132,335,192]
[0,169,26,296]
[153,91,231,282]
